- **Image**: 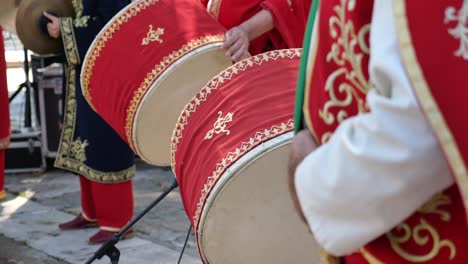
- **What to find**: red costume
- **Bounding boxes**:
[298,0,468,263]
[0,26,10,200]
[202,0,311,54]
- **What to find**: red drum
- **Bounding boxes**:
[81,0,232,165]
[172,49,320,263]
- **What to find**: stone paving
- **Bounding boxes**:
[1,161,202,264]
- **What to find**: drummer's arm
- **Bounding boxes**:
[222,9,274,62]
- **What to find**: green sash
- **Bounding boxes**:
[294,0,319,133]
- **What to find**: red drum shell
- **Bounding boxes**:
[172,49,319,263]
[81,0,232,165]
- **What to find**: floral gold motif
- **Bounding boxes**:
[205,111,234,140]
[319,0,370,143]
[142,25,165,46]
[385,193,456,262]
[70,137,88,162]
[444,0,468,59]
[72,0,90,28]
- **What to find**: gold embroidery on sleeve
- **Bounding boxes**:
[142,25,165,46]
[204,111,234,140]
[319,0,370,143]
[386,193,456,262]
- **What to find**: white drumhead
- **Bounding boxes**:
[198,133,320,263]
[134,44,232,166]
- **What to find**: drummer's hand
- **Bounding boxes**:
[222,26,249,62]
[0,136,10,150]
[288,129,318,223]
[43,12,61,39]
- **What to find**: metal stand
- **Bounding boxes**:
[85,179,179,264]
[177,225,193,264]
[9,48,37,129]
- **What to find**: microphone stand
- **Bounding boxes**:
[85,179,179,264]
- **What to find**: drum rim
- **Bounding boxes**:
[197,132,293,263]
[132,42,226,165]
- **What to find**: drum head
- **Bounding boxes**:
[134,46,231,166]
[198,135,320,263]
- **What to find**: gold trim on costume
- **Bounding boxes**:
[141,25,165,46]
[170,49,302,231]
[81,212,96,222]
[207,0,222,18]
[359,247,384,264]
[60,17,80,65]
[124,34,225,150]
[54,66,136,183]
[72,0,90,28]
[81,0,158,109]
[303,9,321,143]
[204,111,234,140]
[394,0,468,219]
[100,226,122,232]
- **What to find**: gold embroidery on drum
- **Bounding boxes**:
[385,193,456,262]
[445,0,468,59]
[70,137,88,162]
[171,49,302,170]
[141,25,165,46]
[72,0,90,28]
[205,111,234,140]
[81,0,158,109]
[319,0,370,143]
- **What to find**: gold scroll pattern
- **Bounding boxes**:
[319,0,371,144]
[385,193,456,262]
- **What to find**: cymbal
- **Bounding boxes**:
[0,0,20,33]
[16,0,75,54]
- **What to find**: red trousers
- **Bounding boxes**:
[79,176,134,231]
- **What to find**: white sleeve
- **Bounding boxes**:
[294,0,454,256]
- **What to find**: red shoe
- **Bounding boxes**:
[88,229,135,244]
[59,213,98,230]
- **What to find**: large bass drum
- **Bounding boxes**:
[81,0,232,165]
[172,49,320,263]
